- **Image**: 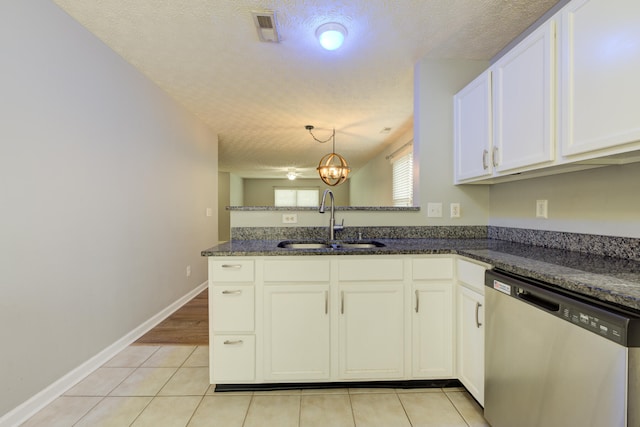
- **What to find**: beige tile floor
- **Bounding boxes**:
[21,345,489,427]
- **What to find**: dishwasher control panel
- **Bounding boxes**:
[486,269,635,347]
[560,304,624,344]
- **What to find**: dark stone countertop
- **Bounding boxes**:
[201,238,640,312]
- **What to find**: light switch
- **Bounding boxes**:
[427,203,443,218]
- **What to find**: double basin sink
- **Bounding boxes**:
[277,240,386,250]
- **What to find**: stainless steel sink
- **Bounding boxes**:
[336,241,386,249]
[277,240,385,249]
[277,241,332,249]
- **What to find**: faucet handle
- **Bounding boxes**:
[334,218,345,231]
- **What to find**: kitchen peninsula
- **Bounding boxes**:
[202,227,640,405]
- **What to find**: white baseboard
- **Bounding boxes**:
[0,280,208,427]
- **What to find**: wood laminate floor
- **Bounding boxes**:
[134,289,208,345]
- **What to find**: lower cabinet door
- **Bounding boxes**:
[211,335,255,383]
[339,284,404,379]
[412,283,454,378]
[457,286,485,405]
[263,285,330,381]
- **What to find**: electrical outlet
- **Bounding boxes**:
[205,208,213,217]
[186,265,191,277]
[450,203,461,218]
[282,213,298,224]
[427,202,443,218]
[536,200,548,219]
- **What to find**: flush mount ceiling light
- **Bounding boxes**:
[306,125,350,186]
[315,22,347,51]
[286,169,297,180]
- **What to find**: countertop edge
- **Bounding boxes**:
[200,239,640,312]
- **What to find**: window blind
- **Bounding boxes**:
[274,189,319,207]
[392,151,413,207]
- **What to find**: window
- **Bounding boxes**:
[274,188,319,207]
[392,150,413,207]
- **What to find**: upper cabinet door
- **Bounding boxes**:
[453,70,492,183]
[492,19,556,172]
[561,0,640,156]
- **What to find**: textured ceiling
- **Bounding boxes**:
[52,0,560,179]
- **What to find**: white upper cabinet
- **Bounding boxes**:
[560,0,640,157]
[454,0,640,184]
[454,70,493,183]
[492,19,556,172]
[454,18,556,184]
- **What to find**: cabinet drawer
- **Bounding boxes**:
[264,259,331,283]
[211,335,255,382]
[210,286,254,331]
[210,260,254,283]
[412,258,453,280]
[457,259,487,293]
[338,258,403,282]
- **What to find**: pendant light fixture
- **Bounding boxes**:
[306,125,350,186]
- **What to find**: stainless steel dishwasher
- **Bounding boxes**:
[484,269,640,427]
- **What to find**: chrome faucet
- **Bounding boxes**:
[319,189,344,240]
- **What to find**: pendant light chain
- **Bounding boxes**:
[306,126,335,145]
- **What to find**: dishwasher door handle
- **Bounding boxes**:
[517,289,560,312]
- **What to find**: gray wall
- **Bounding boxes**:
[0,0,218,417]
[231,58,492,228]
[218,172,231,241]
[489,162,640,238]
[348,129,412,207]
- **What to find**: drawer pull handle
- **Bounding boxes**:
[492,147,499,167]
[341,291,344,314]
[221,264,242,269]
[223,340,243,345]
[415,290,419,313]
[222,290,242,295]
[475,302,483,328]
[482,149,489,170]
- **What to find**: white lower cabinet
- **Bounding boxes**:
[412,283,454,378]
[457,287,484,404]
[339,283,404,379]
[456,258,489,406]
[211,335,255,382]
[263,285,330,380]
[209,255,468,386]
[209,259,255,384]
[411,257,455,378]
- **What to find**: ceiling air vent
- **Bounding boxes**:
[251,10,280,43]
